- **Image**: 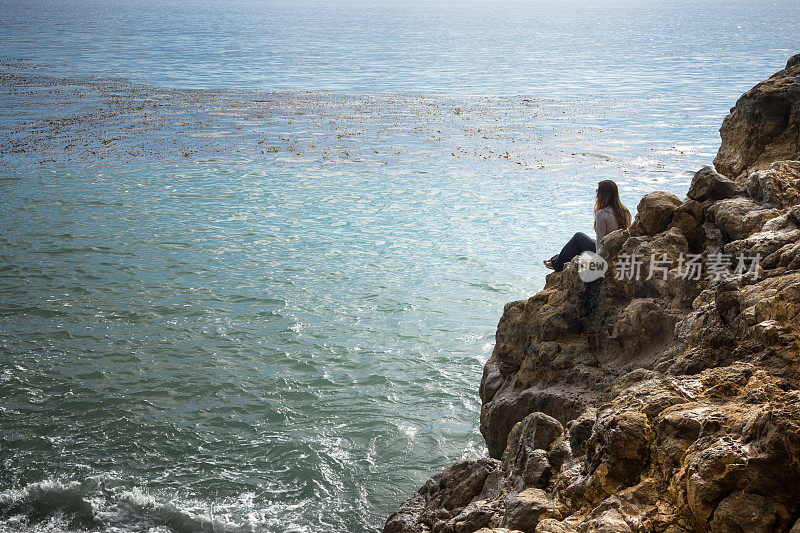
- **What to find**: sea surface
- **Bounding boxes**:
[0,0,798,531]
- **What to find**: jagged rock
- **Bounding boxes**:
[500,488,561,532]
[580,409,652,503]
[384,458,501,533]
[502,413,565,491]
[534,519,577,533]
[434,459,502,511]
[386,59,800,533]
[578,479,663,531]
[436,499,505,533]
[717,272,800,371]
[384,494,428,533]
[608,227,697,309]
[714,54,800,181]
[687,166,739,201]
[683,438,749,527]
[609,298,680,353]
[655,405,708,479]
[744,160,800,208]
[706,197,781,241]
[629,191,682,236]
[480,376,588,461]
[566,409,596,458]
[708,492,791,533]
[667,199,706,252]
[722,216,800,270]
[576,508,634,533]
[478,270,602,458]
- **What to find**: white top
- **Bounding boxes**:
[595,206,619,245]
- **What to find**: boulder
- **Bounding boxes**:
[599,229,629,259]
[504,412,564,457]
[629,192,682,236]
[688,166,739,201]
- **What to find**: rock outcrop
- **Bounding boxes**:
[385,55,800,533]
[714,55,800,182]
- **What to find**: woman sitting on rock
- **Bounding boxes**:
[544,180,631,271]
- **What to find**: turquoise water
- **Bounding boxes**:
[1,0,799,531]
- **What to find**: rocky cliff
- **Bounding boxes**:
[384,55,800,533]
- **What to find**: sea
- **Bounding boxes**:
[0,0,798,531]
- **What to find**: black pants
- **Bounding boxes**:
[550,232,596,272]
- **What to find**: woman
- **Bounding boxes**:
[544,180,631,271]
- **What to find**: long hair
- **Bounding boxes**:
[594,180,631,230]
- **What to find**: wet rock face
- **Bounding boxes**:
[714,54,800,181]
[386,59,800,533]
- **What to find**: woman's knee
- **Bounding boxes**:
[570,231,592,245]
[571,231,596,251]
